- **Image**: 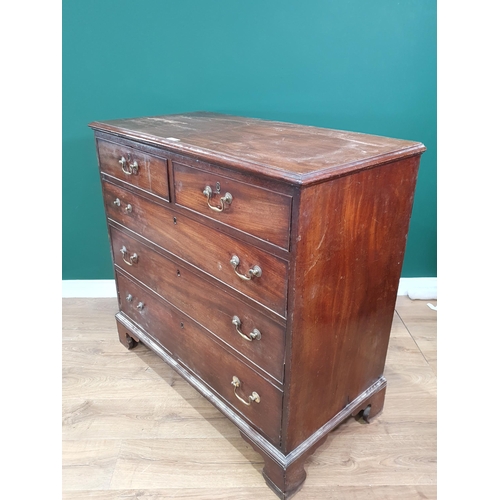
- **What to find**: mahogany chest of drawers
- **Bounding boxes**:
[89,112,425,499]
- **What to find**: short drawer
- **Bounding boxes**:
[104,180,288,317]
[110,226,285,382]
[173,161,292,250]
[116,271,283,445]
[97,138,169,200]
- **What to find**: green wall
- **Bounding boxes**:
[63,0,436,279]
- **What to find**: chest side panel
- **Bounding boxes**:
[282,155,421,453]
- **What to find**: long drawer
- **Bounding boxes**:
[110,226,285,382]
[116,270,283,444]
[103,180,288,317]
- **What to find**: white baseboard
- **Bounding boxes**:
[63,277,437,299]
[62,280,117,298]
[397,277,437,299]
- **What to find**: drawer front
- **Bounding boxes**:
[116,271,282,444]
[104,181,288,317]
[97,138,169,200]
[173,161,292,250]
[110,226,285,382]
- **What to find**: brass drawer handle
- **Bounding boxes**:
[123,293,144,311]
[112,198,133,214]
[119,156,139,175]
[203,185,233,212]
[231,376,260,406]
[232,316,261,341]
[230,255,262,281]
[120,246,138,266]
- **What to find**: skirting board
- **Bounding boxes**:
[62,280,117,298]
[398,277,437,300]
[62,278,437,299]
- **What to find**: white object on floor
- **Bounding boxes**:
[427,303,437,311]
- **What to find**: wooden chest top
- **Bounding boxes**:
[89,112,425,184]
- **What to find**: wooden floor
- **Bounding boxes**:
[62,296,437,499]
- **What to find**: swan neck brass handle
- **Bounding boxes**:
[203,185,233,212]
[231,376,260,406]
[120,246,138,266]
[232,316,261,341]
[229,255,262,281]
[119,156,139,175]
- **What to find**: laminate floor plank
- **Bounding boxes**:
[395,296,437,374]
[62,488,283,500]
[62,297,437,499]
[63,298,119,331]
[62,484,437,500]
[62,439,122,491]
[63,397,241,441]
[109,438,267,490]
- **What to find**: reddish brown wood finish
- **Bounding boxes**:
[282,156,420,452]
[115,270,283,445]
[109,225,285,382]
[116,320,139,349]
[173,161,292,249]
[96,137,169,200]
[350,384,387,423]
[90,112,425,185]
[89,112,425,500]
[102,180,289,316]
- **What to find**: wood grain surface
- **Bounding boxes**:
[109,226,286,383]
[282,157,420,452]
[90,113,425,185]
[172,160,292,249]
[96,137,169,200]
[103,180,289,317]
[114,271,284,445]
[62,296,436,499]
